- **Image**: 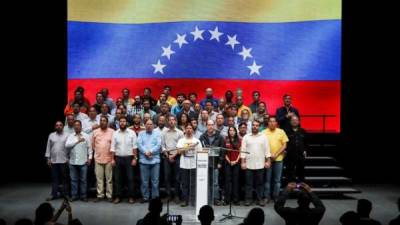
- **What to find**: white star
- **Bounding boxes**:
[152,60,166,74]
[238,46,253,61]
[247,60,262,76]
[225,34,240,50]
[190,26,204,41]
[173,33,188,48]
[161,45,175,60]
[209,26,224,42]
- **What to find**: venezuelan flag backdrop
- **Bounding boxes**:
[68,0,341,132]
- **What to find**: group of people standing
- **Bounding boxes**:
[45,85,308,207]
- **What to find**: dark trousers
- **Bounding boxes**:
[180,168,196,203]
[114,156,135,198]
[285,156,305,183]
[245,169,264,201]
[224,163,240,202]
[87,161,96,195]
[163,157,180,198]
[50,163,68,198]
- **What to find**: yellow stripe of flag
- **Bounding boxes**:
[68,0,341,24]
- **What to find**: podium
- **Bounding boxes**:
[183,147,220,222]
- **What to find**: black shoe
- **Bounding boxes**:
[113,198,121,204]
[93,197,103,202]
[140,198,148,204]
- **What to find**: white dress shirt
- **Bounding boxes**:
[240,132,271,170]
[65,132,92,165]
[111,128,137,156]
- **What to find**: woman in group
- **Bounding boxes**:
[223,126,241,205]
[178,113,190,132]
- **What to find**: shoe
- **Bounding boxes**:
[223,200,229,206]
[128,198,135,204]
[244,201,251,206]
[233,200,240,206]
[107,198,113,203]
[140,198,148,204]
[93,197,103,202]
[214,200,222,206]
[180,201,188,207]
[258,199,265,206]
[113,198,121,204]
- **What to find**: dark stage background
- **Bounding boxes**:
[2,1,398,186]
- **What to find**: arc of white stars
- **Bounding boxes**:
[173,33,188,48]
[209,26,224,42]
[225,34,240,50]
[238,46,253,61]
[190,26,204,41]
[152,60,166,74]
[247,60,262,76]
[161,45,175,60]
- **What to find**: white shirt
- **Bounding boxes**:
[154,126,167,133]
[161,127,184,155]
[241,132,271,170]
[96,114,115,126]
[177,136,202,169]
[82,118,99,135]
[63,126,75,135]
[111,128,137,156]
[65,132,92,165]
[75,112,89,121]
[45,132,69,163]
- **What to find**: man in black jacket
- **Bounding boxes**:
[276,94,300,131]
[284,116,307,183]
[274,182,325,225]
[200,120,225,206]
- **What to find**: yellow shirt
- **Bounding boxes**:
[262,128,288,161]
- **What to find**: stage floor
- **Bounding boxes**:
[0,183,399,225]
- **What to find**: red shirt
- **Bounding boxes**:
[224,137,241,162]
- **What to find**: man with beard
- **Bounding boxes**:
[161,115,184,203]
[92,116,114,202]
[171,93,186,116]
[45,121,69,201]
[111,116,138,204]
[241,120,271,206]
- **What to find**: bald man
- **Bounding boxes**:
[200,88,218,109]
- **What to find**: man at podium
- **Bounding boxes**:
[177,123,202,207]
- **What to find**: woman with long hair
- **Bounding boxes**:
[223,126,241,205]
[177,112,189,132]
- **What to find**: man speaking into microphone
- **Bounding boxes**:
[199,120,225,206]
